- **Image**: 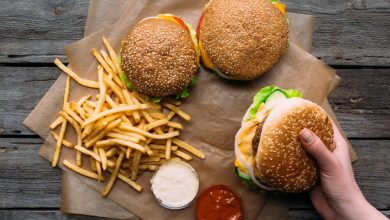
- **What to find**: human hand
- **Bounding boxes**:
[299,124,387,220]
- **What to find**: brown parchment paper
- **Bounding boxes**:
[22,0,356,219]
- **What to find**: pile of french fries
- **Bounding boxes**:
[50,37,205,197]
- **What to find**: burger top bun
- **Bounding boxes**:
[199,0,289,80]
[256,98,335,192]
[121,18,198,97]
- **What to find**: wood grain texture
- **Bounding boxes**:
[0,0,389,65]
[288,209,390,220]
[284,0,390,66]
[0,138,389,209]
[0,138,60,208]
[1,67,389,138]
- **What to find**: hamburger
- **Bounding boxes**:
[197,0,289,80]
[120,14,200,99]
[234,86,335,192]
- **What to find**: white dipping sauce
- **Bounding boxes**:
[151,159,199,209]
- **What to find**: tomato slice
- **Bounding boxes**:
[196,11,205,39]
[173,16,190,33]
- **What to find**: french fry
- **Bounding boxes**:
[98,148,108,170]
[132,92,161,110]
[112,128,147,141]
[63,75,71,105]
[163,97,181,106]
[106,147,118,158]
[106,132,140,143]
[54,59,99,88]
[59,111,82,146]
[166,111,175,121]
[63,159,99,180]
[92,147,103,181]
[173,138,205,159]
[85,118,121,147]
[104,77,125,103]
[139,164,158,171]
[166,127,174,160]
[51,75,71,167]
[77,95,91,106]
[144,145,154,156]
[131,151,142,180]
[163,103,191,121]
[102,37,122,75]
[126,147,132,159]
[91,48,115,75]
[49,116,63,130]
[100,50,116,75]
[138,118,146,129]
[76,151,82,167]
[148,112,166,119]
[89,157,97,172]
[146,118,169,131]
[140,156,160,163]
[82,105,148,127]
[95,138,145,153]
[50,131,74,148]
[149,144,178,151]
[102,152,124,197]
[166,121,183,130]
[74,145,101,162]
[70,101,87,120]
[95,65,107,113]
[119,123,179,140]
[52,119,67,167]
[123,89,141,123]
[173,150,192,161]
[64,105,84,125]
[108,168,143,192]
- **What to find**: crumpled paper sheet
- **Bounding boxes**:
[24,0,357,219]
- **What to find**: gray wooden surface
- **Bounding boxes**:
[0,0,389,219]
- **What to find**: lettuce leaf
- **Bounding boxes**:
[147,96,163,103]
[119,71,133,90]
[248,85,303,120]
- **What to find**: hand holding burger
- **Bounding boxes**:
[299,126,387,220]
[235,85,335,192]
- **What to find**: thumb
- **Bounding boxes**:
[299,128,336,171]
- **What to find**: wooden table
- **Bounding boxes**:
[0,0,389,219]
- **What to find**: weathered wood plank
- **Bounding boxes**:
[284,0,390,66]
[0,138,389,209]
[288,209,390,220]
[0,0,389,65]
[0,67,389,138]
[0,67,59,135]
[0,210,108,220]
[328,69,390,138]
[0,138,60,208]
[0,0,89,63]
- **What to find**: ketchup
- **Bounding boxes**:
[196,185,243,220]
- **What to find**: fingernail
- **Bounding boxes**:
[300,128,314,144]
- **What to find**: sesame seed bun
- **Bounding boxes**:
[255,98,335,192]
[199,0,289,80]
[121,18,198,97]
